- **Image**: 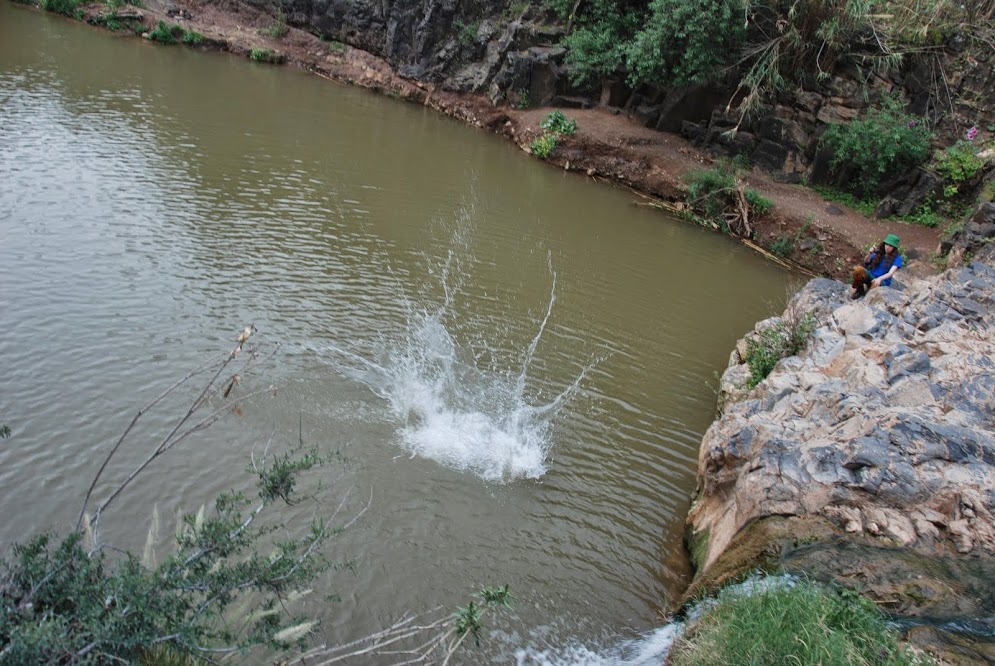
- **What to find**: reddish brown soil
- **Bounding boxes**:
[83,0,942,280]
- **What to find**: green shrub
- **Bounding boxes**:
[769,235,795,258]
[685,164,737,223]
[903,202,942,228]
[819,96,933,197]
[625,0,745,88]
[682,163,774,235]
[745,311,813,388]
[454,18,479,46]
[531,133,559,159]
[250,48,284,63]
[0,447,332,663]
[540,110,577,136]
[41,0,82,18]
[811,185,877,216]
[559,1,640,86]
[148,20,180,44]
[181,29,204,45]
[744,189,773,216]
[670,580,917,666]
[934,140,983,183]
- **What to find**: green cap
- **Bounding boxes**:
[883,233,901,248]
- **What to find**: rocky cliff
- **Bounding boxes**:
[685,262,995,660]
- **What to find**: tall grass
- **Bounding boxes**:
[670,580,920,666]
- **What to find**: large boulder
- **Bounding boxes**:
[690,262,995,574]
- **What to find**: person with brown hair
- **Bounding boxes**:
[851,233,902,300]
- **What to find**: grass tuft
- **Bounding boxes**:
[670,579,920,666]
[148,20,181,44]
[745,307,813,388]
[250,47,285,63]
[181,29,205,45]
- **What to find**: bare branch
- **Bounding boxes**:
[90,339,276,531]
[76,354,219,531]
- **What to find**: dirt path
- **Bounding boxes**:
[82,0,942,280]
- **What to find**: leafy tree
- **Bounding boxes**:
[559,0,644,86]
[626,0,745,88]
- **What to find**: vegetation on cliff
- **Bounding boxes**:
[551,0,995,231]
[553,0,993,115]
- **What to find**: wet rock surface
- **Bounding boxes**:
[691,262,995,569]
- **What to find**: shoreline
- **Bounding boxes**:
[53,0,945,282]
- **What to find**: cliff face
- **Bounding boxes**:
[689,263,995,576]
[278,0,568,105]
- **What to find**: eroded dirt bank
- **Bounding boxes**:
[61,0,945,281]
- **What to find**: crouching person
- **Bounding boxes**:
[852,233,902,299]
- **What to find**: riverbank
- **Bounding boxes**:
[49,0,945,281]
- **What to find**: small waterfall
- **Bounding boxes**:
[509,575,801,665]
[512,624,680,666]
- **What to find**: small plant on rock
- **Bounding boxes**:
[454,18,480,46]
[934,138,984,185]
[745,307,814,388]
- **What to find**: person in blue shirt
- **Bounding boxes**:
[851,233,903,299]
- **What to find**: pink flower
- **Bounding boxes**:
[966,126,979,141]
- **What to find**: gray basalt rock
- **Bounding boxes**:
[689,262,995,574]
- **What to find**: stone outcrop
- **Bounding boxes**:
[689,263,995,575]
[941,202,995,269]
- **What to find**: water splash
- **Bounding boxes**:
[380,303,573,482]
[329,210,589,482]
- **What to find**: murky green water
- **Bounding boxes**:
[0,3,795,661]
